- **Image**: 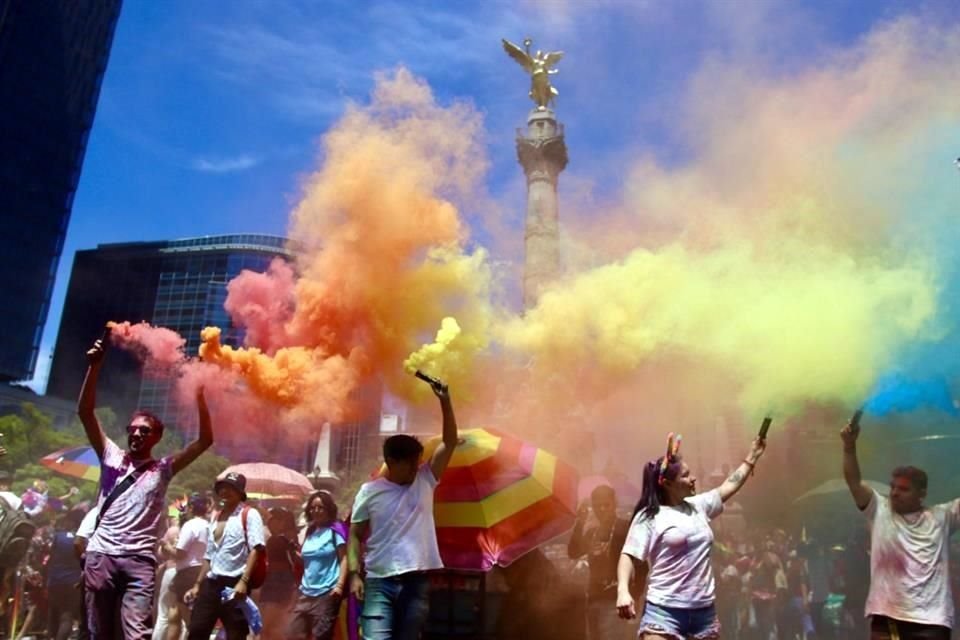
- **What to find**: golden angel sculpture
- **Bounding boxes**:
[502,37,564,110]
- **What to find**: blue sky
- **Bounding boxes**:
[31,0,959,392]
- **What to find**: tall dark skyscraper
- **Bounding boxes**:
[0,0,122,381]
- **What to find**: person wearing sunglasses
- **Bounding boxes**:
[78,329,215,639]
[286,491,346,640]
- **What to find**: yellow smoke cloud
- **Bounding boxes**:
[501,240,937,416]
[403,317,463,377]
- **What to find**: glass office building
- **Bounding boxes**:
[48,235,291,451]
[0,0,122,381]
[48,234,381,471]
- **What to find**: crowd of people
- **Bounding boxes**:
[1,334,959,640]
[71,331,455,640]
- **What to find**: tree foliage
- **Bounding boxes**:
[168,450,231,498]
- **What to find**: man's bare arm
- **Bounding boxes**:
[348,520,370,600]
[77,335,108,459]
[429,383,458,480]
[172,387,214,475]
[841,420,871,510]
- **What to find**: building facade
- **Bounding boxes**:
[0,0,122,381]
[47,234,381,473]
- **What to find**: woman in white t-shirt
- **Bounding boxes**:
[617,433,766,639]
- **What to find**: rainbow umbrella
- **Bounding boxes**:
[40,445,100,482]
[383,427,578,571]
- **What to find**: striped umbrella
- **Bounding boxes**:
[40,445,100,482]
[384,427,578,571]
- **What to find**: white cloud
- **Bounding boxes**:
[191,154,260,174]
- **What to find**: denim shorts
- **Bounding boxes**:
[639,600,720,640]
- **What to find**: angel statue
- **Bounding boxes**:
[502,37,564,110]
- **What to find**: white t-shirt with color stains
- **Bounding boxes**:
[863,489,960,628]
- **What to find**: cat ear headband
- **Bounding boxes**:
[658,432,682,485]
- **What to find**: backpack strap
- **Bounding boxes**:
[241,504,249,549]
[95,460,157,530]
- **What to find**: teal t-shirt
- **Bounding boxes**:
[300,526,346,597]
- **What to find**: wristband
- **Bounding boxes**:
[743,459,755,468]
[239,575,249,584]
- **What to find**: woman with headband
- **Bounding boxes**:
[616,433,766,639]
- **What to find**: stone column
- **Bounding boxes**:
[517,108,568,310]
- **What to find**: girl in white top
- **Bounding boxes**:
[617,433,766,640]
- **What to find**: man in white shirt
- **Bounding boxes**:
[348,378,457,640]
[168,494,209,637]
[186,473,265,640]
[842,417,957,640]
[79,332,214,640]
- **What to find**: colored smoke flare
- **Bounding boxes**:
[404,316,462,377]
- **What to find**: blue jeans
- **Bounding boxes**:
[640,600,720,640]
[361,573,430,640]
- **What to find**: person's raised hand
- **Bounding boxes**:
[86,328,110,367]
[430,379,450,402]
[840,418,861,448]
[576,501,590,522]
[748,437,766,464]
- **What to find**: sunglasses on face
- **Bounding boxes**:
[126,424,154,436]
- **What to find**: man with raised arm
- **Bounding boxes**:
[347,379,457,640]
[79,331,214,639]
[842,416,958,640]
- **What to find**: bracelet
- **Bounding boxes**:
[239,576,249,584]
[743,459,756,468]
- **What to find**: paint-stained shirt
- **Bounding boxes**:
[622,489,723,609]
[863,489,960,628]
[351,464,443,578]
[87,438,174,557]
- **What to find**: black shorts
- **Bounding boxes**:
[870,616,951,640]
[171,565,202,599]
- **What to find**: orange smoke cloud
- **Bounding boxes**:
[213,69,494,411]
[198,326,364,422]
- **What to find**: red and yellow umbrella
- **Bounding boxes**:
[386,427,578,571]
